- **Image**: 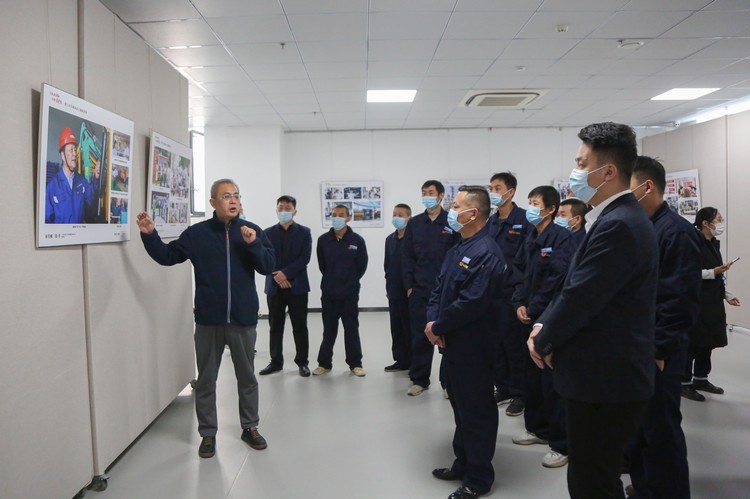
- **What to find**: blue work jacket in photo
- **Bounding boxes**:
[45,168,100,223]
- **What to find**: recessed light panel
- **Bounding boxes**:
[367,90,417,103]
[651,88,720,100]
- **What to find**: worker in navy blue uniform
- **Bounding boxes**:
[623,156,702,499]
[427,186,505,499]
[682,207,740,400]
[138,179,276,459]
[528,123,659,499]
[488,172,530,417]
[45,127,101,224]
[402,180,461,396]
[555,198,587,248]
[313,204,368,377]
[384,203,412,372]
[511,186,573,469]
[260,195,313,378]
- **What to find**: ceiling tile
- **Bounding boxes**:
[368,60,430,78]
[516,11,614,38]
[689,39,750,60]
[311,78,368,92]
[368,40,440,61]
[445,11,533,39]
[501,38,580,59]
[181,65,248,82]
[577,73,646,89]
[455,0,544,11]
[427,59,492,77]
[590,10,693,38]
[282,0,367,14]
[657,58,736,76]
[306,62,367,79]
[543,58,612,76]
[298,41,367,63]
[367,77,424,89]
[624,38,716,59]
[243,63,309,80]
[130,19,219,47]
[100,0,200,22]
[211,91,268,106]
[370,11,452,39]
[161,45,235,66]
[264,92,319,106]
[602,59,678,76]
[434,39,509,60]
[419,76,480,90]
[287,13,367,41]
[563,39,630,60]
[318,100,367,113]
[539,0,629,11]
[191,0,283,17]
[255,79,315,94]
[206,16,292,44]
[622,0,713,11]
[662,10,750,37]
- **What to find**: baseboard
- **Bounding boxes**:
[258,307,388,319]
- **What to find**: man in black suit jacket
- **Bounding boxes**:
[528,123,659,499]
[261,195,313,377]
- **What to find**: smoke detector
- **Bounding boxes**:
[461,89,548,108]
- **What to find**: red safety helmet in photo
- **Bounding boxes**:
[59,127,77,151]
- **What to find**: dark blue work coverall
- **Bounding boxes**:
[385,229,411,369]
[426,224,505,495]
[316,226,368,370]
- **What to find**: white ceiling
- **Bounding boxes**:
[100,0,750,132]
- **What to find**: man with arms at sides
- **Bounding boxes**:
[511,186,574,469]
[488,172,530,417]
[137,179,276,458]
[427,186,506,499]
[261,195,313,377]
[528,123,659,498]
[313,205,368,377]
[555,198,587,248]
[625,156,702,498]
[384,203,413,372]
[402,180,461,396]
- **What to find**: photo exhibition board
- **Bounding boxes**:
[36,83,134,247]
[320,181,384,228]
[665,169,701,223]
[440,180,491,211]
[146,131,193,238]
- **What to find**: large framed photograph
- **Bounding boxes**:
[321,181,383,228]
[440,179,490,211]
[146,131,193,238]
[665,169,701,223]
[36,83,134,247]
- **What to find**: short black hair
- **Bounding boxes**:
[578,122,638,181]
[560,198,588,219]
[632,156,667,194]
[394,203,412,215]
[333,204,350,216]
[528,185,561,217]
[490,172,518,190]
[458,185,491,219]
[277,195,297,208]
[422,180,445,195]
[694,206,718,231]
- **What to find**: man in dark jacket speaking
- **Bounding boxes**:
[137,178,275,459]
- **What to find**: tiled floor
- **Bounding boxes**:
[94,314,750,499]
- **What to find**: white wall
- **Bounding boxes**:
[643,111,750,328]
[205,126,582,309]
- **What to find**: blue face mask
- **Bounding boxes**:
[554,216,572,231]
[277,211,293,224]
[489,191,507,208]
[422,196,439,210]
[392,216,407,230]
[447,208,474,232]
[569,164,608,203]
[525,206,550,227]
[238,214,246,221]
[331,217,346,231]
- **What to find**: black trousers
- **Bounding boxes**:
[446,357,498,495]
[408,293,436,388]
[627,347,690,499]
[566,398,648,499]
[523,354,567,454]
[493,301,526,398]
[267,290,309,367]
[683,345,713,382]
[387,296,411,368]
[317,294,362,369]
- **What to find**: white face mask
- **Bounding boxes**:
[711,222,725,237]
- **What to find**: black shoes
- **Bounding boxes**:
[299,365,311,377]
[242,427,268,450]
[681,385,706,402]
[384,362,409,372]
[693,379,724,394]
[506,398,525,416]
[432,468,463,481]
[199,436,215,458]
[448,485,481,498]
[259,363,282,375]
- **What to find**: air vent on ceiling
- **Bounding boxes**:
[461,89,548,108]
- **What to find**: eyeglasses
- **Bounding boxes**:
[219,193,241,201]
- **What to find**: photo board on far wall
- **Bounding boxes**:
[665,169,701,223]
[36,83,134,247]
[321,181,383,228]
[440,179,491,211]
[146,131,193,238]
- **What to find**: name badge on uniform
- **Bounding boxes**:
[442,226,454,234]
[508,224,523,236]
[459,256,471,269]
[347,245,358,251]
[541,247,553,257]
[53,196,59,203]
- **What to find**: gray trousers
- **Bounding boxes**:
[194,324,259,437]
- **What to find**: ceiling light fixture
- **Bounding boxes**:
[617,39,644,50]
[167,46,189,50]
[651,88,720,100]
[367,90,417,103]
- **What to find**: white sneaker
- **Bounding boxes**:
[512,431,549,446]
[351,367,366,377]
[312,366,330,375]
[542,450,568,468]
[407,384,427,396]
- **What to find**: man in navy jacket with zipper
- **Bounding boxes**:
[528,123,658,498]
[313,204,368,376]
[138,179,275,459]
[261,195,313,377]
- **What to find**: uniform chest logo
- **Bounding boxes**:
[541,247,553,257]
[508,224,523,236]
[459,256,471,269]
[347,245,358,251]
[442,226,454,234]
